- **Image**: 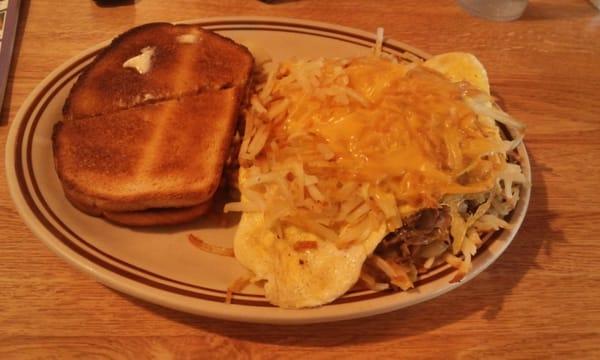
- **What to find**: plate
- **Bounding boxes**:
[5,16,531,324]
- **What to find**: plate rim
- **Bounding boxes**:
[5,16,532,324]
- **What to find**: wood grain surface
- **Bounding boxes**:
[1,0,600,358]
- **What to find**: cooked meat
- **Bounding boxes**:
[376,207,451,252]
[360,207,452,290]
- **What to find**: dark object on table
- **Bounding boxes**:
[258,0,300,4]
[93,0,136,7]
[0,0,21,112]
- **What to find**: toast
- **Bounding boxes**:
[64,188,212,226]
[63,22,253,120]
[53,23,254,226]
[103,203,212,227]
[54,89,241,212]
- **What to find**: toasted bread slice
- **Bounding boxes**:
[54,88,241,212]
[63,22,253,120]
[65,188,212,226]
[103,202,212,226]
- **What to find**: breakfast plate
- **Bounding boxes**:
[5,16,531,324]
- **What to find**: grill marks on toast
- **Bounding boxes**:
[53,23,254,225]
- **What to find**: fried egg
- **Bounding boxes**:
[235,203,386,308]
[423,52,490,94]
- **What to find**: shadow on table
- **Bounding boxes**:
[0,0,30,126]
[521,1,596,21]
[115,152,560,345]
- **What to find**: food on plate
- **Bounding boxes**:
[53,23,254,226]
[227,46,527,308]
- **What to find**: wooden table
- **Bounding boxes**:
[1,0,599,358]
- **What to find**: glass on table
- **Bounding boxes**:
[457,0,529,21]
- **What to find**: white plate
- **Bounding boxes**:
[5,16,531,325]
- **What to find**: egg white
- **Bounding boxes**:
[424,52,490,94]
[234,211,385,309]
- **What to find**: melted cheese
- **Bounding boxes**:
[275,57,504,214]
